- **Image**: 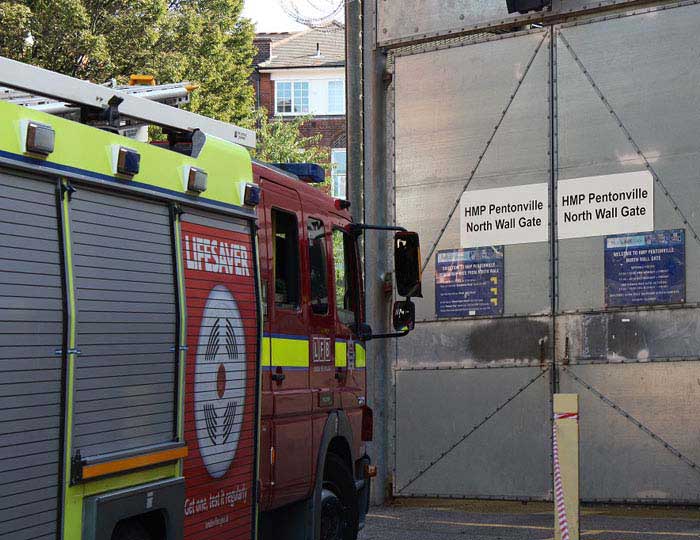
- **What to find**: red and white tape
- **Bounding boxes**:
[553,412,578,540]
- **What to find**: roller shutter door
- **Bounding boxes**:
[71,188,177,458]
[0,171,62,540]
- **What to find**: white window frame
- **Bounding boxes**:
[275,80,310,116]
[331,148,347,200]
[327,80,345,115]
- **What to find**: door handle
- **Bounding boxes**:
[271,367,285,383]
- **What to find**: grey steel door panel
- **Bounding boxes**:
[394,367,551,498]
[394,30,551,321]
[560,362,700,502]
[556,2,700,311]
[392,29,553,499]
[554,3,700,502]
[71,187,177,458]
[0,170,61,540]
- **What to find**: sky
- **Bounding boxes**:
[242,0,343,33]
[242,0,310,33]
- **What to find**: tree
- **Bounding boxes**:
[251,108,330,167]
[0,0,255,124]
[0,3,32,61]
[148,0,255,123]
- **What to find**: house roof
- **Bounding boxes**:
[255,32,293,43]
[257,22,345,70]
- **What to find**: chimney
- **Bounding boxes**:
[253,37,273,65]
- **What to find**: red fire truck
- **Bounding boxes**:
[0,58,420,540]
[253,161,419,540]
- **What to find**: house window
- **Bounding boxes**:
[331,148,347,199]
[275,81,309,115]
[275,82,292,114]
[293,81,309,113]
[328,80,345,115]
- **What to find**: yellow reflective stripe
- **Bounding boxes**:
[262,336,365,368]
[335,341,347,367]
[270,337,309,367]
[356,343,366,368]
[261,336,271,366]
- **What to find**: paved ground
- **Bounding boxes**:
[359,499,700,540]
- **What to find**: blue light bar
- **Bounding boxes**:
[272,162,325,184]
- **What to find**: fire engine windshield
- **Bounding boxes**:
[307,218,329,315]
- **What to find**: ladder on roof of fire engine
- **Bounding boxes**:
[0,56,255,148]
[1,81,194,115]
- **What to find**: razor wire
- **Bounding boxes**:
[278,0,345,28]
[396,367,549,494]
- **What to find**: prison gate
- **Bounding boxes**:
[387,2,700,503]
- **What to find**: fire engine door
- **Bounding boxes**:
[329,220,365,413]
[263,180,313,507]
[306,215,338,414]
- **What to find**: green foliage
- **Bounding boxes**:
[251,107,330,167]
[0,3,32,61]
[0,0,254,123]
[148,0,254,123]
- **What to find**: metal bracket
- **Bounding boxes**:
[60,182,76,200]
[347,222,407,237]
[70,450,84,485]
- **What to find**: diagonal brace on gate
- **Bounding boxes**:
[396,368,549,494]
[558,30,700,249]
[561,366,700,475]
[420,31,549,273]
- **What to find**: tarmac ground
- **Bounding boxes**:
[359,499,700,540]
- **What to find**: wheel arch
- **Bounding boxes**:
[311,410,357,539]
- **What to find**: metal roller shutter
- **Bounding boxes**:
[0,171,62,540]
[71,188,177,458]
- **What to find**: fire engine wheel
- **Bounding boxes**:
[321,453,359,540]
[111,519,153,540]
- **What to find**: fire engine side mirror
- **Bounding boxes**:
[394,231,422,298]
[392,300,415,332]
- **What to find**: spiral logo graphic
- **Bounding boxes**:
[194,285,246,478]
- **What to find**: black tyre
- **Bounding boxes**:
[111,518,152,540]
[321,453,359,540]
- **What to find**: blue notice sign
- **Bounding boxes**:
[604,229,685,307]
[436,247,504,317]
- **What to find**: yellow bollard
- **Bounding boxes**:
[553,394,579,540]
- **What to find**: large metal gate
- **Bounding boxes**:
[390,1,700,503]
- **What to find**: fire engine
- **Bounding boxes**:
[0,57,421,540]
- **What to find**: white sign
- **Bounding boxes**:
[460,183,549,248]
[557,171,653,239]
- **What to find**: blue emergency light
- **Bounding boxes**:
[273,162,325,184]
